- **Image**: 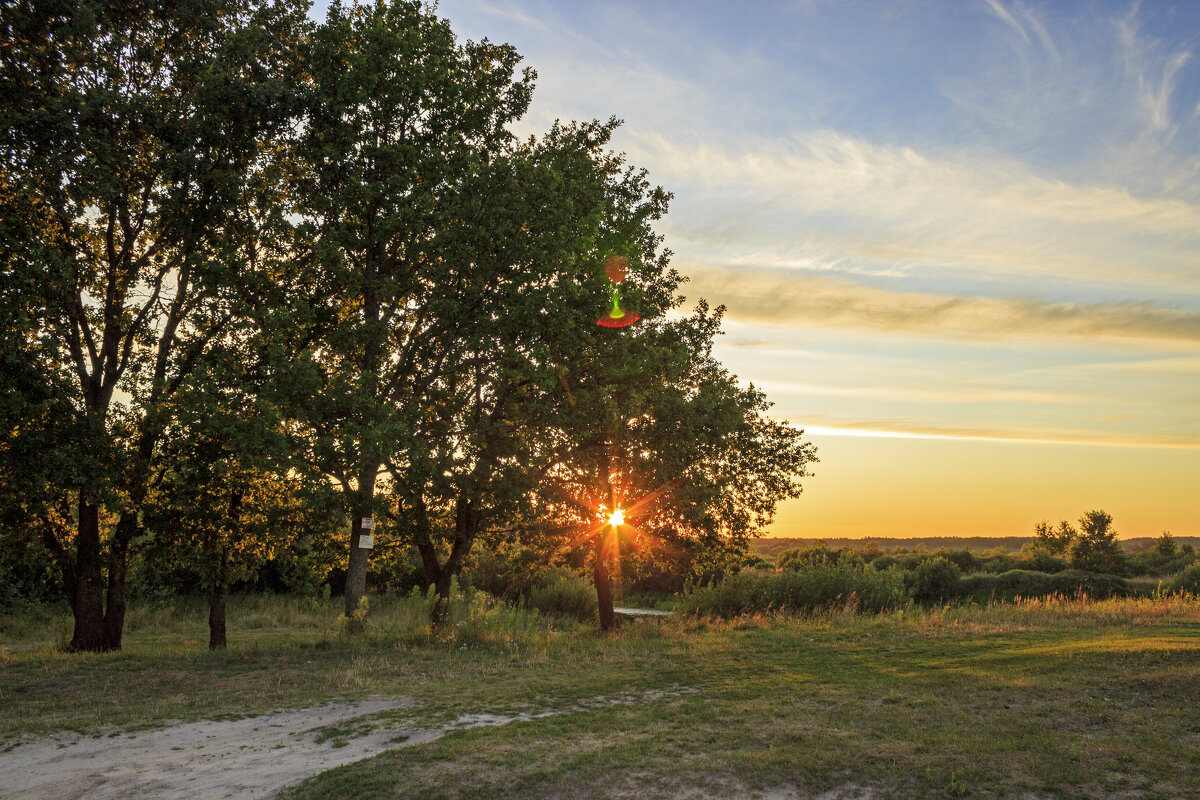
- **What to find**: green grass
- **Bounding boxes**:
[3,593,1199,798]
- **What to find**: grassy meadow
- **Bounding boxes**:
[2,592,1199,799]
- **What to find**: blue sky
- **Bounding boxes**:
[313,1,1200,536]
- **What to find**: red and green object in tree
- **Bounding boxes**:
[596,255,640,328]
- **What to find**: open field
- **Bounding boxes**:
[2,594,1199,799]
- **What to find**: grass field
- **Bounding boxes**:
[2,593,1199,799]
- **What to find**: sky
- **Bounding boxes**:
[317,0,1200,539]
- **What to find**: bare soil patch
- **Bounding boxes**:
[0,699,422,799]
[0,688,699,799]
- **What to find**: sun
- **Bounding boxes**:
[607,507,625,528]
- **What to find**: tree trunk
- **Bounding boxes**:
[414,491,482,628]
[101,518,133,651]
[431,569,453,627]
[594,530,616,631]
[208,582,228,650]
[594,431,617,631]
[68,496,106,652]
[410,496,448,624]
[343,467,377,618]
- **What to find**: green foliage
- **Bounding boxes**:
[1033,519,1078,555]
[1154,531,1179,558]
[905,556,962,603]
[777,542,865,570]
[2,0,310,649]
[678,564,908,618]
[1015,549,1069,574]
[1049,570,1130,599]
[1167,564,1200,596]
[957,570,1050,603]
[1069,510,1127,575]
[1124,547,1196,578]
[528,568,598,622]
[337,595,371,636]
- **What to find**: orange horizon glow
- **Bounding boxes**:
[765,430,1200,540]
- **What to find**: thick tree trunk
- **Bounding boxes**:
[594,530,616,631]
[69,496,107,652]
[343,468,377,618]
[208,583,228,650]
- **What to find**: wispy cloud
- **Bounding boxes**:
[982,0,1059,59]
[687,266,1200,344]
[639,130,1200,291]
[788,414,1200,449]
[1114,4,1193,137]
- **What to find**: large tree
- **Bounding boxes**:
[282,1,648,618]
[379,118,681,622]
[1,0,307,650]
[539,302,817,629]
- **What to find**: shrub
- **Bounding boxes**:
[1049,569,1129,599]
[1016,550,1068,574]
[779,545,864,570]
[1167,564,1200,596]
[870,555,897,571]
[958,569,1129,604]
[958,573,1000,603]
[906,557,961,603]
[996,569,1053,598]
[528,568,597,622]
[678,563,908,618]
[935,548,983,574]
[981,555,1018,574]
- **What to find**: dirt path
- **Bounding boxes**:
[0,699,428,799]
[0,688,697,799]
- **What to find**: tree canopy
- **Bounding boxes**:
[1,0,817,644]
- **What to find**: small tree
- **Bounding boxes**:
[1033,519,1077,555]
[1153,531,1178,559]
[1069,510,1126,575]
[907,556,962,603]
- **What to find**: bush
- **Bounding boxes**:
[996,569,1053,598]
[678,563,909,618]
[1167,563,1200,596]
[906,557,961,603]
[957,569,1130,603]
[980,555,1018,574]
[935,548,983,574]
[778,544,864,570]
[958,573,1000,602]
[1016,550,1069,574]
[1049,569,1129,599]
[528,568,597,622]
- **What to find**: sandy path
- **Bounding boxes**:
[0,698,429,800]
[0,687,696,799]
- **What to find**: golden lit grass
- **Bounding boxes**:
[3,594,1199,798]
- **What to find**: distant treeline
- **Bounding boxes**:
[751,536,1200,560]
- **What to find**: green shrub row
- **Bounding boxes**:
[675,556,1200,618]
[775,539,1198,580]
[677,563,908,618]
[958,569,1130,603]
